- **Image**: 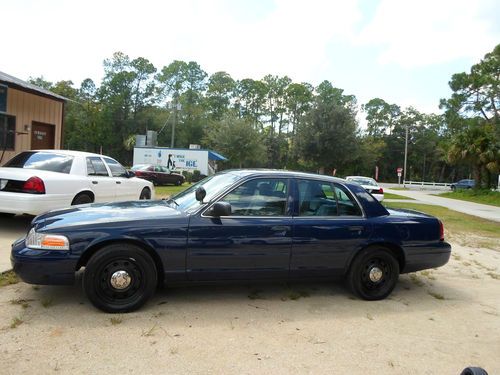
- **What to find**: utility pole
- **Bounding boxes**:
[403,123,408,187]
[170,98,181,148]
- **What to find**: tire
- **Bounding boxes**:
[72,193,93,206]
[460,367,489,375]
[139,187,151,200]
[83,243,158,313]
[347,246,399,301]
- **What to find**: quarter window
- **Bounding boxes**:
[103,157,128,177]
[220,178,288,216]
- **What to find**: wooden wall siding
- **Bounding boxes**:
[1,88,63,165]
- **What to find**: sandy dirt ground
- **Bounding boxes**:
[0,241,499,375]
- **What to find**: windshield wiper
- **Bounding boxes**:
[164,197,179,207]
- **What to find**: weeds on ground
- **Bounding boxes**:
[41,298,54,308]
[0,271,19,287]
[10,298,33,309]
[10,317,23,329]
[428,291,445,300]
[110,316,123,325]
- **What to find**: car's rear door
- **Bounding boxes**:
[187,177,292,281]
[290,179,372,278]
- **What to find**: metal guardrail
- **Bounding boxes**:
[403,180,452,187]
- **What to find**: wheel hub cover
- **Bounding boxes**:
[368,267,383,283]
[110,270,132,290]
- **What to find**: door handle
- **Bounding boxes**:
[92,181,98,185]
[348,226,364,233]
[116,181,121,184]
[271,225,290,232]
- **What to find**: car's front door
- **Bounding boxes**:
[290,179,372,278]
[187,177,292,281]
[103,157,137,200]
[86,157,116,203]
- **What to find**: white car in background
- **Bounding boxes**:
[0,150,154,216]
[345,176,384,201]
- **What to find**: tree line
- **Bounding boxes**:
[30,44,499,186]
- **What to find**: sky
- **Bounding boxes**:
[2,0,499,116]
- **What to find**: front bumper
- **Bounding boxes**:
[11,238,78,285]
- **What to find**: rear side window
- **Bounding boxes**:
[103,157,128,178]
[334,184,362,216]
[4,151,73,174]
[297,179,338,216]
[87,157,109,176]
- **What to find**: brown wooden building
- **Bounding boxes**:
[0,71,66,165]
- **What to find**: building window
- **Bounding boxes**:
[0,114,15,151]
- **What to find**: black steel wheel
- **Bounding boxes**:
[139,187,151,200]
[72,193,93,205]
[347,247,399,300]
[83,244,157,313]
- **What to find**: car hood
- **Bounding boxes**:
[32,200,185,231]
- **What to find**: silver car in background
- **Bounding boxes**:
[345,176,384,201]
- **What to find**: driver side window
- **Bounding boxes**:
[220,178,288,216]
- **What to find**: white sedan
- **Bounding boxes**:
[0,150,154,216]
[345,176,384,201]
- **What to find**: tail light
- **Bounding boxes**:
[22,177,45,194]
[379,187,384,194]
[134,171,143,176]
[438,220,444,241]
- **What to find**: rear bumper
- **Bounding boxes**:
[11,239,77,285]
[402,241,451,273]
[0,192,72,215]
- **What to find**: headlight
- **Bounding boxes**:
[25,228,70,251]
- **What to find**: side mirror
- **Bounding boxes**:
[127,171,136,178]
[211,202,232,217]
[195,187,206,202]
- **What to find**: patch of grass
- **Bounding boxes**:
[383,202,500,241]
[486,272,500,280]
[428,291,445,300]
[10,317,24,329]
[384,192,415,200]
[0,271,19,287]
[437,189,500,207]
[10,298,34,309]
[390,187,409,191]
[155,184,192,199]
[41,298,54,308]
[287,290,310,300]
[110,316,123,325]
[248,289,264,300]
[409,273,425,287]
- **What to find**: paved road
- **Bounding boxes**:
[383,188,500,222]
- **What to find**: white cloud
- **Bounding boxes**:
[357,0,500,68]
[1,0,362,85]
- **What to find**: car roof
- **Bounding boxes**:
[219,169,347,183]
[345,176,376,180]
[32,149,112,158]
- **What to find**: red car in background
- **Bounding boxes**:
[131,164,185,186]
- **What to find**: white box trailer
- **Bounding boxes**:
[133,147,227,176]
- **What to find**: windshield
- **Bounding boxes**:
[131,164,151,171]
[4,151,74,173]
[169,172,240,212]
[349,177,377,186]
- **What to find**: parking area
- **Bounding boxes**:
[0,215,31,272]
[1,238,499,374]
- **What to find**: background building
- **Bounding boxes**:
[0,71,66,165]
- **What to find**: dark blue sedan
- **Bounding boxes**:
[11,170,451,312]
